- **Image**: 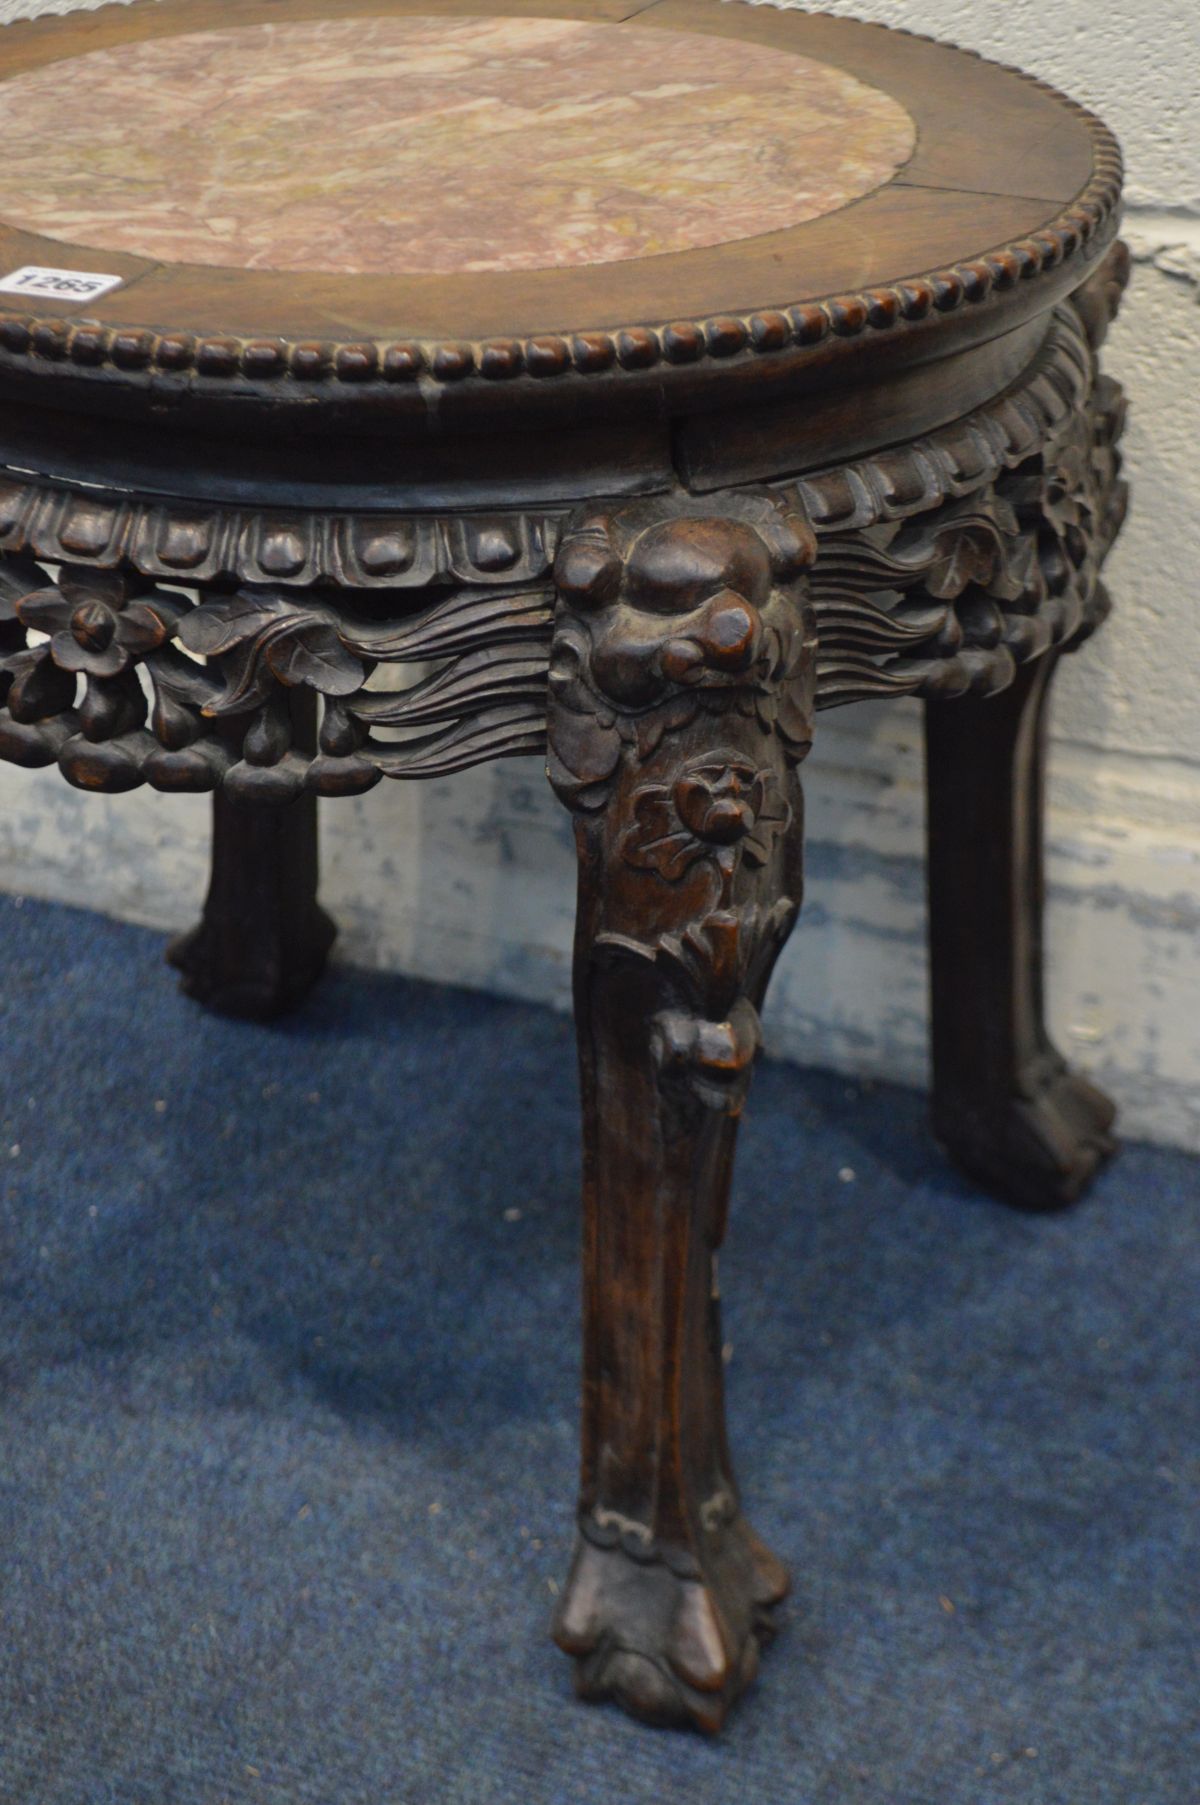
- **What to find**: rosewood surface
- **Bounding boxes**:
[0,0,1129,1733]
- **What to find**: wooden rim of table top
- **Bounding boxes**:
[0,0,1123,408]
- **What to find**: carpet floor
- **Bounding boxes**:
[0,895,1195,1805]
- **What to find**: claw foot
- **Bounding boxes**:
[553,1514,788,1733]
[935,1056,1117,1212]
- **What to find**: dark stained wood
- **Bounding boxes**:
[676,312,1048,492]
[548,492,815,1729]
[0,392,679,512]
[0,0,1132,1737]
[925,654,1117,1209]
[167,693,337,1020]
[0,290,1126,804]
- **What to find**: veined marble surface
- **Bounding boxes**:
[0,14,915,274]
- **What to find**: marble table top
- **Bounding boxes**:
[0,13,915,276]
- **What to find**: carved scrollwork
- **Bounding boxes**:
[0,560,553,799]
[807,315,1127,709]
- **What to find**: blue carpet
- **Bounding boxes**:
[0,894,1195,1804]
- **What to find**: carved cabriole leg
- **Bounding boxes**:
[168,692,337,1021]
[547,492,817,1730]
[925,650,1116,1210]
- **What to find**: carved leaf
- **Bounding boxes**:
[178,592,287,658]
[120,594,190,655]
[644,899,798,1021]
[815,654,929,710]
[986,532,1039,604]
[264,622,365,696]
[15,586,75,636]
[924,527,1005,599]
[182,592,368,713]
[202,636,275,715]
[813,591,948,649]
[0,557,49,623]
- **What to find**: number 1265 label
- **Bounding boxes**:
[0,265,126,303]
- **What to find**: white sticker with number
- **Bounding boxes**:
[0,265,126,303]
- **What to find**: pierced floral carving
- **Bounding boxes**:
[18,566,184,679]
[808,333,1127,709]
[0,561,553,799]
[0,297,1126,802]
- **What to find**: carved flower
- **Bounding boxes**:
[622,756,790,883]
[16,569,185,679]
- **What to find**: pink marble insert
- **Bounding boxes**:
[0,14,916,276]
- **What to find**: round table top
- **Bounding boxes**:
[0,0,1120,414]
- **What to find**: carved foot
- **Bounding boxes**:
[926,648,1123,1217]
[554,1515,789,1733]
[934,1057,1117,1212]
[167,901,337,1022]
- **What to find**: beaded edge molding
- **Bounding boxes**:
[0,302,1101,590]
[0,4,1123,393]
[0,306,1097,588]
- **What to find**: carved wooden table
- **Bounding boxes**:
[0,0,1128,1733]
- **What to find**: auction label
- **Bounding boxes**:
[0,265,126,303]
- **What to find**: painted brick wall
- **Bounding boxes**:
[0,0,1197,1147]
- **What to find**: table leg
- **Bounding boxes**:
[546,493,817,1729]
[925,651,1116,1209]
[554,802,799,1730]
[168,692,336,1021]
